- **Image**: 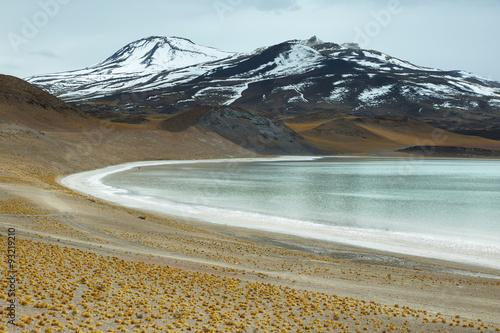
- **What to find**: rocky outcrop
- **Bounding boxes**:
[161,106,321,155]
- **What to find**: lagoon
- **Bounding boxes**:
[61,157,500,269]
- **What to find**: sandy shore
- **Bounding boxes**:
[1,165,500,332]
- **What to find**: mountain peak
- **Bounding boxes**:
[294,36,360,55]
[143,35,194,43]
[95,36,234,74]
[302,35,324,47]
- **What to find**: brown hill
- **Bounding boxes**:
[0,74,95,131]
[0,76,254,185]
[288,115,500,155]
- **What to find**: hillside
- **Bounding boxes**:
[4,74,499,162]
[161,106,320,155]
[287,115,500,155]
[0,76,253,185]
[0,74,94,131]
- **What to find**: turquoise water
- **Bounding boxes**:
[91,157,500,268]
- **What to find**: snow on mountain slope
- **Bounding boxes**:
[232,43,324,79]
[98,36,233,74]
[26,36,234,101]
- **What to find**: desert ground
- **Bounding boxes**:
[0,128,499,333]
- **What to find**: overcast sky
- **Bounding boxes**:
[1,0,499,82]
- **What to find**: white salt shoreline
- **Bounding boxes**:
[59,156,323,200]
[59,157,500,272]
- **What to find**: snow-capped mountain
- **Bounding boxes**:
[26,36,500,138]
[99,36,233,73]
[27,36,234,101]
